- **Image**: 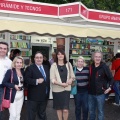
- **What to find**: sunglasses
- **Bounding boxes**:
[20,76,23,84]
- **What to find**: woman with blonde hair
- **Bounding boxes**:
[50,50,75,120]
[74,56,89,120]
[2,56,24,120]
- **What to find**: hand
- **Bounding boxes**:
[37,78,44,84]
[61,83,68,87]
[104,87,111,94]
[67,79,72,85]
[14,85,20,91]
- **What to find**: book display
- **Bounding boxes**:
[0,33,5,41]
[69,37,114,65]
[10,34,31,58]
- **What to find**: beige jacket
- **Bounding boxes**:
[50,62,75,92]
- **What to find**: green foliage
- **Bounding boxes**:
[33,0,120,12]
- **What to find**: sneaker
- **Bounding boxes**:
[112,103,119,106]
[105,98,109,101]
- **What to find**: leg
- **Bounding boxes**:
[16,96,24,120]
[74,93,82,120]
[63,109,69,120]
[96,94,105,120]
[88,94,96,120]
[114,81,120,104]
[37,101,47,120]
[27,100,38,120]
[57,110,62,120]
[9,101,17,120]
[0,87,4,119]
[82,92,88,120]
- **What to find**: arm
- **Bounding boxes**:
[50,64,68,87]
[24,66,42,86]
[104,65,114,94]
[2,69,15,89]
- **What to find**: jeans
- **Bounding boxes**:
[0,86,4,120]
[74,92,88,120]
[89,94,105,120]
[114,81,120,104]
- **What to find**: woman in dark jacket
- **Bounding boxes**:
[2,56,24,120]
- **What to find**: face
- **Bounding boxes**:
[94,52,102,64]
[57,52,64,61]
[77,58,84,68]
[34,53,43,66]
[0,44,8,57]
[15,59,23,69]
[52,53,56,59]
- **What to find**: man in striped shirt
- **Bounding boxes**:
[74,56,89,120]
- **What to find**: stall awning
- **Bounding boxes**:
[0,19,120,39]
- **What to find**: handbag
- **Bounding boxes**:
[70,67,77,95]
[2,70,13,109]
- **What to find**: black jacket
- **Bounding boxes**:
[2,68,24,103]
[89,62,114,95]
[24,64,50,102]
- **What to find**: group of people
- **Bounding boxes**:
[0,41,119,120]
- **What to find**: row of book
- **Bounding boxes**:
[10,34,31,40]
[21,51,30,57]
[70,38,114,45]
[10,42,30,49]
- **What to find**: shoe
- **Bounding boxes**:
[105,98,109,101]
[112,103,119,106]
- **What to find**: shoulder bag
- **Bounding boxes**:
[70,67,77,95]
[2,70,13,110]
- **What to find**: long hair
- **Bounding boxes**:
[55,50,67,64]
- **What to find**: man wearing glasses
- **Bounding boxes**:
[25,51,50,120]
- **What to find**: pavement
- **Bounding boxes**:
[3,98,120,120]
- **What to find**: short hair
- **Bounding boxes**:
[10,49,14,53]
[12,56,24,68]
[55,50,67,64]
[0,41,8,49]
[13,49,21,56]
[92,51,103,61]
[116,53,120,58]
[34,51,43,58]
[76,56,86,67]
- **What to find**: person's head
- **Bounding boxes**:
[52,52,56,59]
[76,56,86,68]
[12,56,24,69]
[9,49,14,57]
[55,50,67,64]
[13,49,21,57]
[43,55,47,61]
[34,51,43,66]
[0,42,8,58]
[115,53,120,59]
[92,51,103,65]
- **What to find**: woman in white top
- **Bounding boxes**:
[2,56,24,120]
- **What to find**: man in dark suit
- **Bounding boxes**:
[25,51,50,120]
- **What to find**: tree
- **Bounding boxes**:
[33,0,120,12]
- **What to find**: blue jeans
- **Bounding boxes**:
[89,94,105,120]
[0,86,4,119]
[74,92,88,120]
[114,81,120,104]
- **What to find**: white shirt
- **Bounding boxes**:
[0,57,12,84]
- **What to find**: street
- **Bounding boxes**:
[3,98,120,120]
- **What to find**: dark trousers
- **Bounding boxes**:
[27,100,47,120]
[74,92,88,120]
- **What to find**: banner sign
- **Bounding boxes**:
[59,4,79,16]
[0,0,58,16]
[88,10,120,23]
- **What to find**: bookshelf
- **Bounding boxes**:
[69,37,114,65]
[10,34,31,58]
